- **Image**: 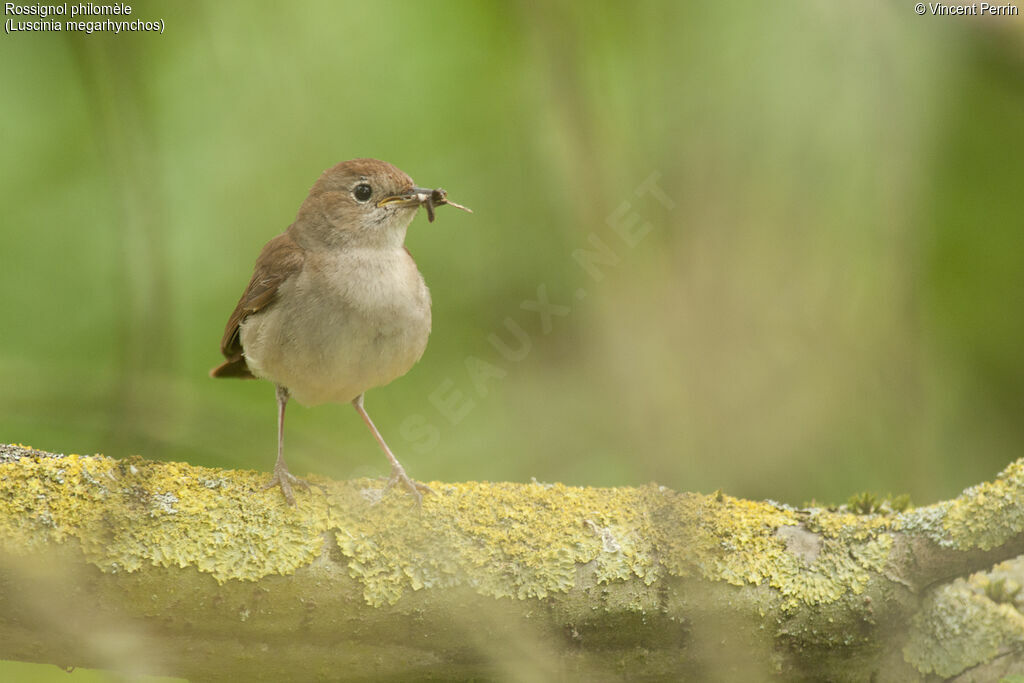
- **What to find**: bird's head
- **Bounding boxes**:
[290,158,435,249]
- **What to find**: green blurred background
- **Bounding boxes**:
[1,1,1023,678]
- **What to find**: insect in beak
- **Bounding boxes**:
[420,188,473,223]
[378,187,472,222]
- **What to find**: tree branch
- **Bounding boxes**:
[1,443,1022,680]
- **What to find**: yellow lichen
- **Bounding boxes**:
[650,491,897,611]
[0,446,915,609]
[896,459,1024,551]
[328,481,660,606]
[0,452,326,581]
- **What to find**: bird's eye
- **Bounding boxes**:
[353,183,372,202]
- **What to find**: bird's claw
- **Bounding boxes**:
[385,465,435,506]
[264,464,320,506]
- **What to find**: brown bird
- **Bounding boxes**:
[211,159,470,505]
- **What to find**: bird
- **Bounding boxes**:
[210,158,470,505]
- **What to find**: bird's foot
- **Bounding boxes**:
[264,463,317,506]
[385,463,435,506]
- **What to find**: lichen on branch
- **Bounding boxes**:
[1,443,1023,680]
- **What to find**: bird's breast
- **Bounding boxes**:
[240,247,432,405]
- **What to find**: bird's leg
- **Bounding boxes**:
[352,394,434,505]
[263,384,311,505]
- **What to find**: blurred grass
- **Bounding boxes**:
[1,2,1023,677]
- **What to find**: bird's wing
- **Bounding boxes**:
[210,231,306,378]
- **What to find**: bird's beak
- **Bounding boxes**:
[377,187,435,209]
